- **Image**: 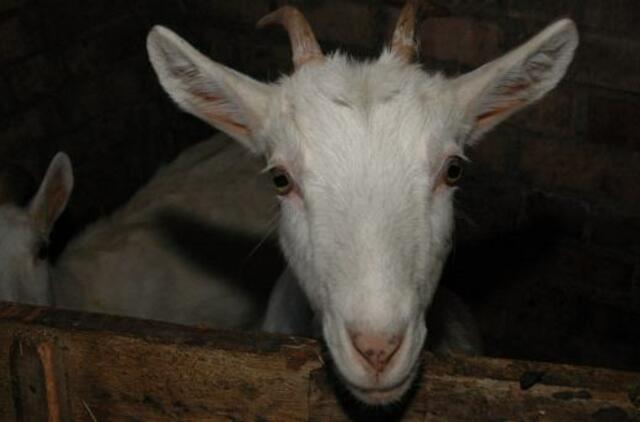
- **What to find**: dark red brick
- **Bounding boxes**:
[468,125,520,175]
[593,304,640,342]
[129,0,188,28]
[553,240,635,295]
[6,54,66,104]
[583,0,640,41]
[0,0,24,14]
[507,0,584,23]
[519,138,640,213]
[635,270,640,311]
[418,17,502,67]
[62,16,145,78]
[184,0,271,25]
[518,138,605,195]
[308,1,380,50]
[586,93,640,151]
[106,57,155,107]
[0,103,55,146]
[573,33,640,94]
[454,176,525,243]
[525,189,588,238]
[0,75,16,116]
[37,0,132,46]
[597,150,640,214]
[0,13,42,63]
[199,27,292,80]
[441,0,505,19]
[510,83,577,139]
[0,114,46,174]
[56,77,115,128]
[588,209,640,254]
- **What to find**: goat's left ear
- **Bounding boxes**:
[147,26,273,153]
[453,19,578,144]
[28,152,74,236]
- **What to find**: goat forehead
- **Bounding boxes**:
[274,54,460,176]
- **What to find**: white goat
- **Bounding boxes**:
[0,153,72,305]
[53,136,275,328]
[147,0,578,405]
[0,137,276,329]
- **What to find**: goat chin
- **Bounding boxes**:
[263,269,481,405]
[343,365,420,406]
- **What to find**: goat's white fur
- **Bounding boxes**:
[53,136,276,328]
[147,16,578,405]
[0,138,276,329]
[0,153,72,305]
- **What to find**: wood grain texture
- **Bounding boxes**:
[0,301,638,421]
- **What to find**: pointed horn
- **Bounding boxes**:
[390,0,423,62]
[257,6,323,69]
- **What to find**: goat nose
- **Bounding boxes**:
[350,332,403,374]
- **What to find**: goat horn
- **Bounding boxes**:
[257,6,323,69]
[390,0,423,62]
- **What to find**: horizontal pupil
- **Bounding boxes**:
[273,174,289,188]
[448,164,461,179]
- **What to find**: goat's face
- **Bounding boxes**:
[0,154,73,306]
[148,2,578,405]
[0,206,50,304]
[268,60,460,402]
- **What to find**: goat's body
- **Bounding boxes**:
[53,135,277,328]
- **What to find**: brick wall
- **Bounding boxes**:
[0,1,638,370]
[423,1,640,370]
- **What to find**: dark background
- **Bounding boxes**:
[1,0,638,371]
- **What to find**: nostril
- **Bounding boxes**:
[350,332,404,374]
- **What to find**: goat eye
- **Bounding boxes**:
[270,167,294,195]
[444,156,464,186]
[36,241,49,261]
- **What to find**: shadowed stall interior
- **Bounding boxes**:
[0,0,638,372]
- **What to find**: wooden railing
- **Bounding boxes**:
[0,301,638,421]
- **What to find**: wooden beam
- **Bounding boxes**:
[0,301,638,420]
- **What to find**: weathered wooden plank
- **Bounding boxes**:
[10,337,49,421]
[309,355,640,421]
[0,301,638,421]
[0,302,322,421]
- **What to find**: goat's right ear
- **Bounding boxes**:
[147,26,273,153]
[28,152,74,236]
[452,19,578,144]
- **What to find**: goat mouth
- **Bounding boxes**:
[346,374,414,405]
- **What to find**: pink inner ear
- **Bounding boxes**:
[47,181,68,223]
[476,79,531,128]
[476,98,526,128]
[195,91,250,137]
[32,177,67,231]
[503,81,531,95]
